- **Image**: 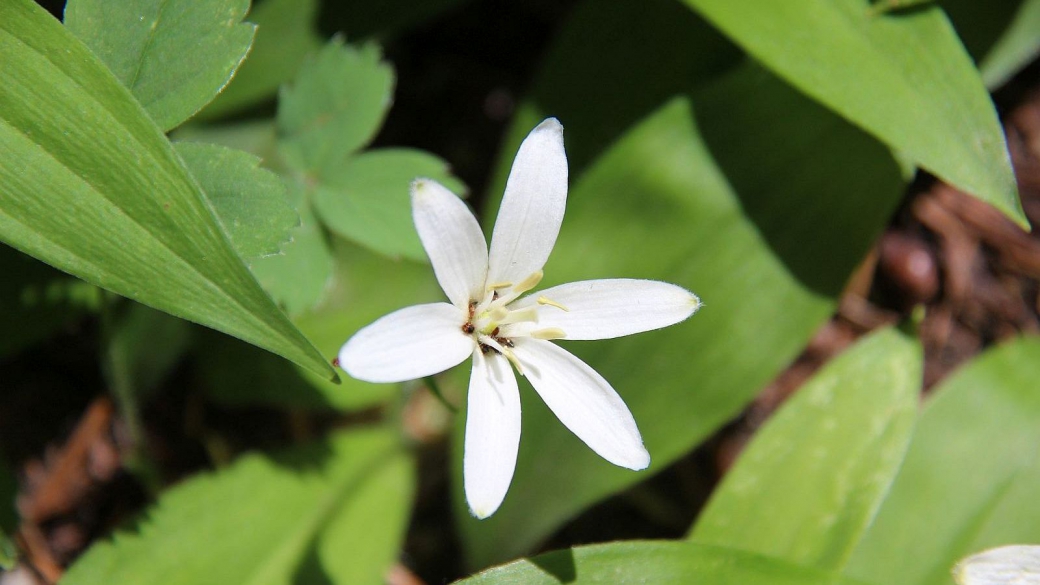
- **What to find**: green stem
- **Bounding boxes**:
[423,375,458,413]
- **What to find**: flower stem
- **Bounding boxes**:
[423,376,458,413]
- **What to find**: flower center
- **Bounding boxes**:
[459,270,569,374]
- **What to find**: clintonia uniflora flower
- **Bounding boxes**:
[338,118,700,518]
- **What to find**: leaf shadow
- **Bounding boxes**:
[530,548,577,583]
[689,65,904,298]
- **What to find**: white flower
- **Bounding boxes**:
[338,118,700,519]
[954,545,1040,585]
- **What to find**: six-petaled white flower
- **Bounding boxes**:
[338,118,701,519]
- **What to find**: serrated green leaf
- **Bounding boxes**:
[61,427,414,585]
[455,541,874,585]
[456,62,903,567]
[277,39,395,173]
[679,0,1027,229]
[199,0,323,120]
[313,148,466,261]
[0,0,335,380]
[690,328,920,571]
[64,0,255,132]
[175,142,298,260]
[202,238,441,411]
[173,120,280,166]
[249,183,333,315]
[844,337,1040,585]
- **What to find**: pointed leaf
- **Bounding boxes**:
[455,541,875,585]
[313,148,467,261]
[175,142,298,260]
[64,0,255,132]
[845,337,1040,585]
[201,240,442,411]
[0,0,335,380]
[61,428,414,585]
[277,39,394,173]
[690,328,920,571]
[199,0,323,120]
[456,62,904,567]
[679,0,1027,228]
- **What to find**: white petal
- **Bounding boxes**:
[511,338,649,470]
[487,118,568,286]
[955,545,1040,585]
[464,349,521,519]
[510,279,700,340]
[412,179,488,308]
[339,303,472,383]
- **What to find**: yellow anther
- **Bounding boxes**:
[486,281,513,291]
[536,296,569,312]
[501,347,525,376]
[531,327,566,340]
[513,270,543,295]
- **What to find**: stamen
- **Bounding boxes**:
[513,270,544,295]
[489,306,510,322]
[479,336,525,375]
[530,327,566,340]
[537,296,569,312]
[497,307,538,325]
[486,280,513,291]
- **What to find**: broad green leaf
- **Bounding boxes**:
[456,541,874,585]
[64,0,255,132]
[61,427,414,585]
[249,183,333,316]
[679,0,1027,229]
[277,39,394,174]
[978,0,1040,88]
[175,142,298,260]
[845,337,1040,585]
[456,63,903,567]
[313,149,467,261]
[690,328,920,571]
[0,0,335,380]
[199,0,323,120]
[202,239,440,410]
[0,244,100,358]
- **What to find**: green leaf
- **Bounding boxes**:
[249,183,334,316]
[456,63,904,567]
[689,328,920,571]
[978,0,1040,88]
[277,39,394,174]
[313,148,467,261]
[678,0,1027,229]
[175,142,298,260]
[173,120,280,166]
[0,0,335,380]
[0,244,100,358]
[844,337,1040,585]
[64,0,255,132]
[202,239,441,410]
[455,541,874,585]
[61,427,414,585]
[199,0,323,120]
